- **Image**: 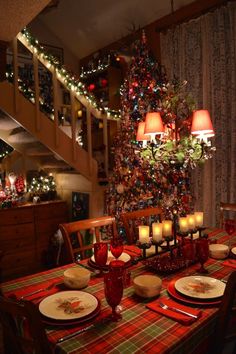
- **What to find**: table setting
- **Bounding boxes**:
[1,226,236,354]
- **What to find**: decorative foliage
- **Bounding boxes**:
[106,32,215,235]
[18,29,120,119]
[0,139,13,161]
[28,174,56,197]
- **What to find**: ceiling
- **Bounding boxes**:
[0,0,50,42]
[36,0,195,59]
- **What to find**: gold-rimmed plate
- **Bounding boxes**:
[175,276,225,300]
[39,291,98,321]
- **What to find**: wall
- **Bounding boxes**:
[28,18,79,74]
[55,172,105,220]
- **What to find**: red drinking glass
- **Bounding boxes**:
[93,242,108,275]
[109,260,130,288]
[196,238,209,273]
[104,271,123,321]
[110,238,124,259]
[182,240,196,266]
[225,219,236,236]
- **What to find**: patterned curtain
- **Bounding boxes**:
[160,2,236,227]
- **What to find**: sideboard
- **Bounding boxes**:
[0,200,68,281]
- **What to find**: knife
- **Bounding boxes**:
[56,317,110,343]
[57,324,95,343]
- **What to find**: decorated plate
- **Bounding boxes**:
[39,291,98,320]
[231,247,236,256]
[175,276,225,299]
[167,279,222,306]
[90,251,131,265]
[41,300,101,326]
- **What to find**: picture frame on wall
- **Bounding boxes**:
[72,192,89,221]
[42,43,64,65]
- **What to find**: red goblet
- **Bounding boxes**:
[182,240,196,266]
[104,271,124,321]
[110,238,124,259]
[93,242,108,276]
[196,238,209,273]
[225,219,236,235]
[225,219,236,248]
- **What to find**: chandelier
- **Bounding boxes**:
[136,109,216,168]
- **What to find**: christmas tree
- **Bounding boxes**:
[106,32,207,234]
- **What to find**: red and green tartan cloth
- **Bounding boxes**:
[2,229,236,354]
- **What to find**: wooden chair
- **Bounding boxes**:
[212,271,236,354]
[59,215,118,262]
[0,295,52,354]
[121,207,163,244]
[220,202,236,228]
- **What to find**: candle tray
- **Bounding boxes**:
[143,253,190,274]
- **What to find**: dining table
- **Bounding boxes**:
[2,227,236,354]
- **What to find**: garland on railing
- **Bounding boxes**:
[20,29,121,119]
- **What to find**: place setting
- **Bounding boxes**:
[87,238,133,273]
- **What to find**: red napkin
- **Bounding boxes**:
[124,245,142,256]
[146,297,201,325]
[6,281,60,302]
[222,259,236,269]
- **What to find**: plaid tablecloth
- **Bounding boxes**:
[2,228,236,354]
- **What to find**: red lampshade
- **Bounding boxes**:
[144,112,164,137]
[136,122,150,142]
[191,110,214,137]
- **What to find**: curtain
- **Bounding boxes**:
[160,2,236,226]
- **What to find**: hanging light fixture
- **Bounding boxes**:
[136,109,215,167]
[136,122,150,147]
[143,112,164,142]
[191,109,215,143]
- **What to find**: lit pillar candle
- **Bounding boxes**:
[162,220,173,238]
[138,226,150,243]
[194,211,204,227]
[152,223,163,242]
[179,217,188,233]
[187,214,195,230]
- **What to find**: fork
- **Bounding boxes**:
[159,302,198,319]
[20,281,58,300]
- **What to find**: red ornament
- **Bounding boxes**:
[15,175,25,194]
[88,83,95,91]
[101,79,108,87]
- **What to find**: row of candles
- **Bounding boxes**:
[138,212,204,244]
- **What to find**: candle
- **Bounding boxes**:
[194,211,204,227]
[162,220,173,238]
[152,223,163,242]
[187,214,195,230]
[138,226,150,243]
[179,217,188,233]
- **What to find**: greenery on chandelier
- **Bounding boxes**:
[19,29,121,119]
[138,80,216,169]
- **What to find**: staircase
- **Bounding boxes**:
[0,31,118,182]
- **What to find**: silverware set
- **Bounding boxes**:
[159,302,199,319]
[20,281,60,300]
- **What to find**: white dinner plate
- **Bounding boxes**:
[231,247,236,256]
[175,276,226,299]
[39,291,98,320]
[91,251,131,265]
